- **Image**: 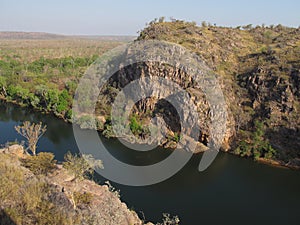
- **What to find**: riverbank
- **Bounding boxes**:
[0,97,71,123]
[256,157,300,170]
[1,98,299,171]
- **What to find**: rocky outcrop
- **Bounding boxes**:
[0,144,25,157]
[90,21,300,168]
[0,148,150,225]
[94,59,231,152]
[47,166,146,225]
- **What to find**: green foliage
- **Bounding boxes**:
[21,152,57,175]
[6,85,29,102]
[65,109,73,120]
[63,152,103,181]
[0,49,103,119]
[235,120,277,160]
[0,76,7,95]
[102,122,114,138]
[129,115,144,135]
[56,90,71,113]
[65,80,77,94]
[28,57,45,73]
[167,132,181,143]
[3,82,73,116]
[46,89,59,110]
[174,133,181,143]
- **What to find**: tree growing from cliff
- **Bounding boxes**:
[235,120,276,160]
[15,121,47,155]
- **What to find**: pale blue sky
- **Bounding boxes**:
[0,0,299,35]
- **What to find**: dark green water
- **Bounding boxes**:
[0,102,299,225]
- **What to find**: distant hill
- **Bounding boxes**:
[0,32,66,40]
[72,35,136,41]
[0,31,136,41]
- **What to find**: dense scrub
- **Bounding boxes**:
[0,39,124,120]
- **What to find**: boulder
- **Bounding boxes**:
[0,144,25,157]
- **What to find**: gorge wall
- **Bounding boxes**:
[92,20,300,168]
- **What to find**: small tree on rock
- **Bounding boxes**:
[15,121,47,155]
[63,152,103,181]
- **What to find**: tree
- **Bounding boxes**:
[63,152,103,181]
[35,85,49,108]
[15,121,47,155]
[158,16,165,23]
[63,152,102,209]
[235,120,276,160]
[46,89,59,110]
[56,90,71,113]
[243,24,253,30]
[252,120,276,159]
[0,76,7,96]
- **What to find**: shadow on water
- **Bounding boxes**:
[0,209,16,225]
[0,101,300,225]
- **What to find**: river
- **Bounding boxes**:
[0,102,299,225]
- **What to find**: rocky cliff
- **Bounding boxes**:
[0,145,149,225]
[92,20,300,168]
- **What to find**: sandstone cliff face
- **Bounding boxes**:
[92,21,300,167]
[101,61,232,151]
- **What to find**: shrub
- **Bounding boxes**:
[102,121,114,138]
[157,213,180,225]
[129,116,143,135]
[73,191,93,206]
[0,154,24,201]
[21,152,57,175]
[56,90,71,113]
[63,152,103,181]
[167,132,181,143]
[77,115,96,129]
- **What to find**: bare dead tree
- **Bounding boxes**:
[15,121,47,155]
